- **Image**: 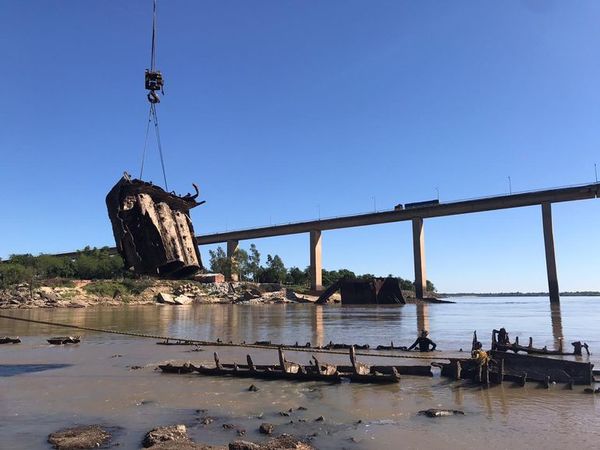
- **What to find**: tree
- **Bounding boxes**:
[399,277,414,291]
[258,254,286,283]
[0,263,33,288]
[234,248,250,281]
[322,268,356,287]
[426,280,436,293]
[208,246,230,278]
[286,266,309,286]
[268,255,286,283]
[248,244,261,282]
[36,255,75,279]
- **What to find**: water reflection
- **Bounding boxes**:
[312,307,324,347]
[550,302,564,351]
[416,302,429,334]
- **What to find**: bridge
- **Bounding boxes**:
[195,182,600,302]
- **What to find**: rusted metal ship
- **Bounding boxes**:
[106,174,204,278]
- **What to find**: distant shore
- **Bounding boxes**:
[439,291,600,297]
[0,278,442,309]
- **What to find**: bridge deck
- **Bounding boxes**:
[195,183,599,245]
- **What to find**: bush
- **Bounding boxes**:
[83,281,129,298]
[44,278,76,288]
[121,278,154,295]
[0,263,33,288]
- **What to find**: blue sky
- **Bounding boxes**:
[1,1,599,292]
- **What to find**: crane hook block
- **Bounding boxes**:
[147,91,160,104]
[145,69,164,92]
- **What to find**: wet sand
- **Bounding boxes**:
[1,298,600,449]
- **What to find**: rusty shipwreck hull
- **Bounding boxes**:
[106,175,204,278]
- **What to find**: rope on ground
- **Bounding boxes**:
[0,313,451,361]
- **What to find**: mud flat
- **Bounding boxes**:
[2,298,600,449]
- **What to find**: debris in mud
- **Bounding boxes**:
[48,425,111,450]
[199,417,214,425]
[583,388,600,394]
[258,423,274,435]
[229,434,314,450]
[141,424,223,449]
[418,409,465,418]
[106,175,204,278]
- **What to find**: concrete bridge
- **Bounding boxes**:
[195,183,600,303]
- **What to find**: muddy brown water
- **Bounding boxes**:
[1,297,600,449]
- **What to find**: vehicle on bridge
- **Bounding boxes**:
[404,199,440,210]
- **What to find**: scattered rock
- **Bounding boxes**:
[418,409,465,418]
[199,417,214,425]
[279,411,290,417]
[297,406,307,411]
[314,416,324,422]
[156,293,177,305]
[263,435,314,450]
[248,384,259,392]
[129,365,143,370]
[48,425,111,450]
[111,354,123,358]
[142,423,226,449]
[143,424,188,447]
[229,434,314,450]
[222,424,236,430]
[229,441,260,450]
[258,423,274,435]
[173,294,193,305]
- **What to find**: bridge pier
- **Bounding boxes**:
[412,218,427,299]
[310,230,323,291]
[541,203,560,303]
[226,239,239,282]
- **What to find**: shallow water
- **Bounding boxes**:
[1,297,600,449]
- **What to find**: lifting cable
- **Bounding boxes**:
[139,0,169,190]
[0,313,451,361]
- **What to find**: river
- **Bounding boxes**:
[1,296,599,449]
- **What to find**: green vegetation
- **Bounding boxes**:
[0,247,125,289]
[83,281,130,297]
[208,244,436,291]
[1,244,437,294]
[82,279,155,299]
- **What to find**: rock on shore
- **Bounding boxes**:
[48,425,111,450]
[141,425,313,450]
[142,424,223,449]
[0,280,314,309]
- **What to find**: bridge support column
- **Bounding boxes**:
[412,218,427,299]
[310,230,322,291]
[542,203,560,303]
[227,239,239,282]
